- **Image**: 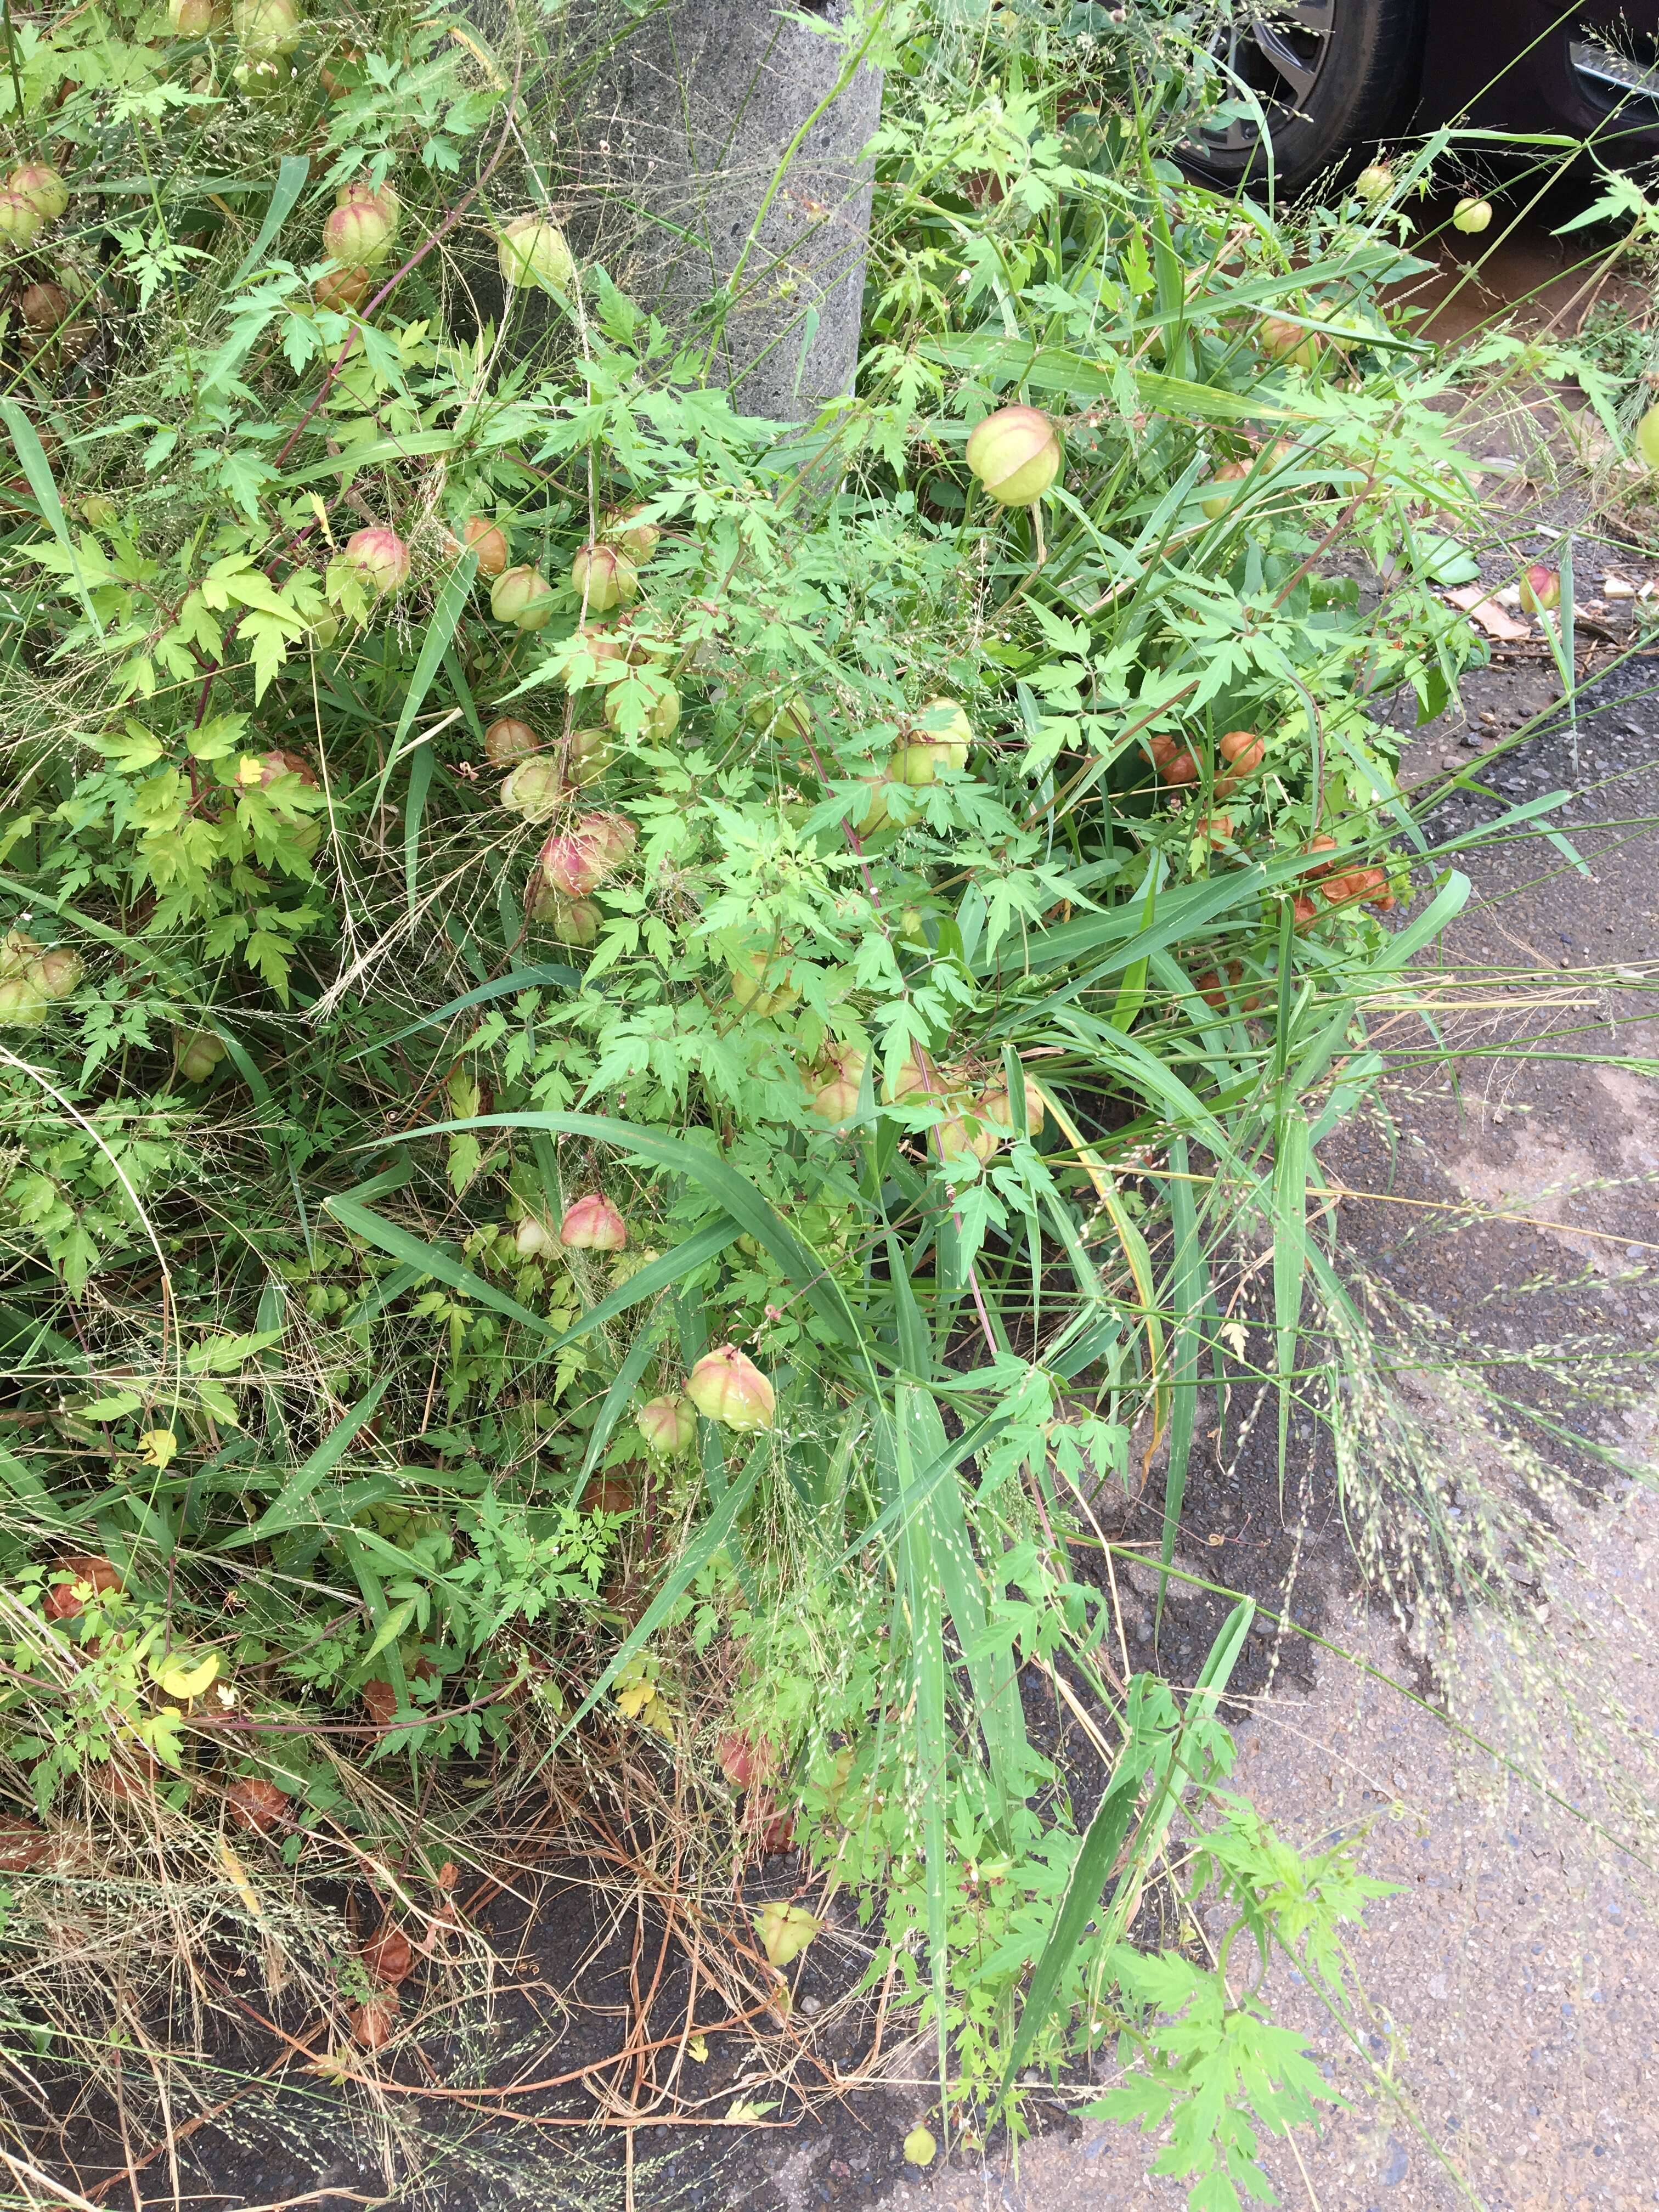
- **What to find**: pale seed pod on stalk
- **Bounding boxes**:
[233,0,302,57]
[1257,314,1319,369]
[500,757,566,820]
[605,505,661,562]
[637,1393,696,1457]
[572,542,637,613]
[603,676,680,743]
[1200,459,1249,521]
[686,1345,776,1431]
[498,215,575,294]
[176,1029,228,1084]
[10,165,68,223]
[514,1214,556,1257]
[890,698,970,785]
[809,1044,867,1123]
[964,403,1062,506]
[30,947,84,1001]
[531,893,601,947]
[491,565,555,630]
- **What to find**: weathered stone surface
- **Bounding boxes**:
[466,1,881,419]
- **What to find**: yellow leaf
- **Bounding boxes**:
[755,1901,819,1968]
[617,1679,652,1719]
[217,1837,262,1920]
[138,1428,177,1470]
[904,2125,938,2167]
[687,2035,709,2063]
[152,1649,222,1701]
[237,754,266,786]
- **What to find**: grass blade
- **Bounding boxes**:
[228,153,311,287]
[229,1373,391,1545]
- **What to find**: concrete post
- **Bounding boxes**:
[581,2,882,419]
[465,1,882,421]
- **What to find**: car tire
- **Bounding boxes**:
[1180,0,1428,201]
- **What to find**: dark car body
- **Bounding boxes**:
[1422,1,1659,153]
[1185,2,1659,196]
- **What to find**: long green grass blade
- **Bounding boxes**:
[228,153,310,286]
[1271,1108,1310,1496]
[230,1372,391,1544]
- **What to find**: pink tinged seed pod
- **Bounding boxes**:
[484,716,539,767]
[490,565,556,630]
[637,1393,696,1457]
[342,527,409,596]
[336,178,399,235]
[537,828,600,898]
[461,516,510,574]
[313,263,370,310]
[324,199,393,268]
[560,1194,627,1251]
[572,541,637,613]
[1520,565,1560,614]
[686,1345,776,1431]
[964,403,1062,506]
[538,811,636,898]
[10,165,68,223]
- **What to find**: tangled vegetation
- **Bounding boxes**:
[0,1,1583,2204]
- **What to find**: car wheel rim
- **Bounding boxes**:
[1200,1,1338,156]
